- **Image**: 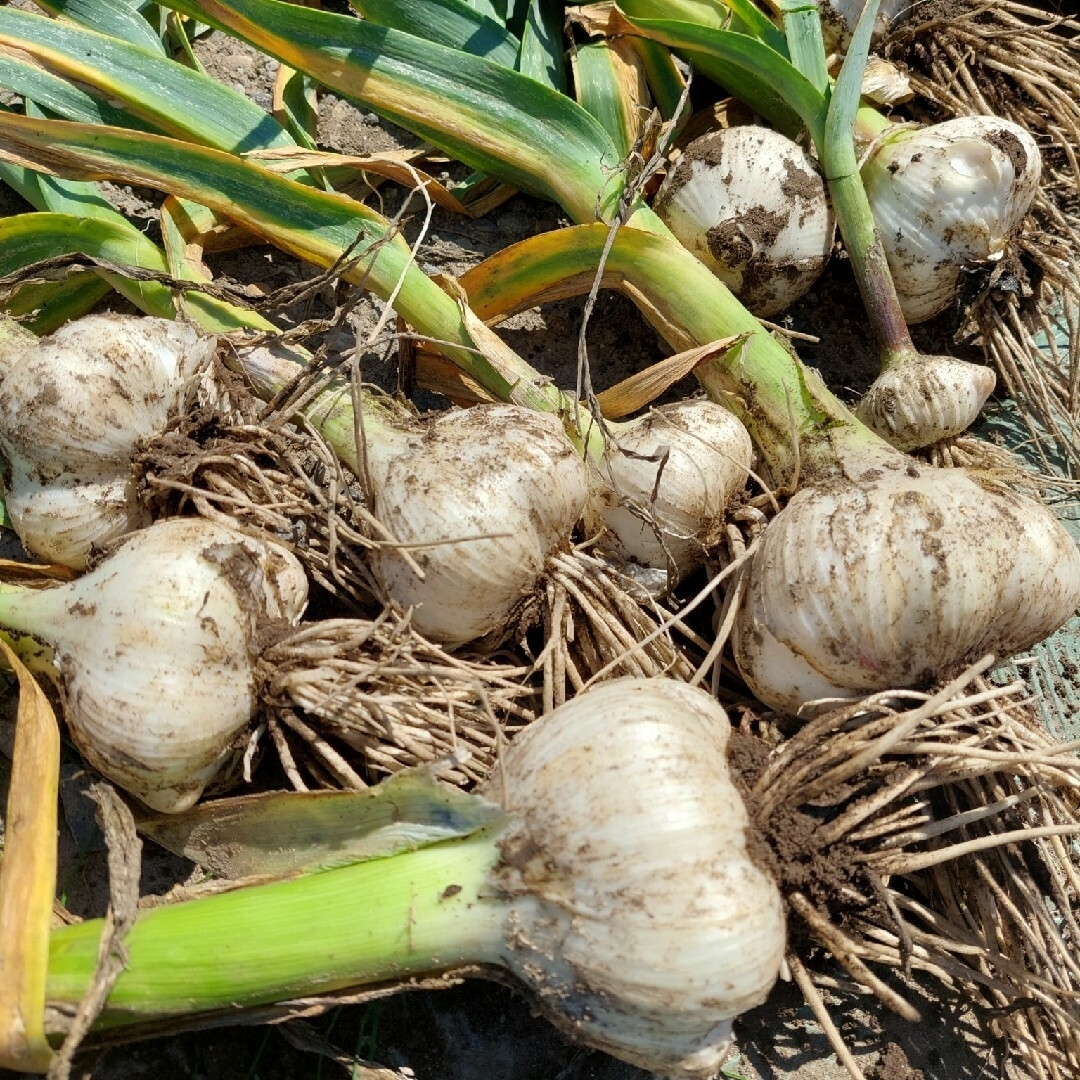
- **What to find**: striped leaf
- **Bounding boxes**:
[0,6,295,153]
[156,0,622,222]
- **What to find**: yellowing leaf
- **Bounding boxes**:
[0,640,59,1073]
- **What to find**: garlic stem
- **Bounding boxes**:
[44,679,785,1078]
[47,833,508,1016]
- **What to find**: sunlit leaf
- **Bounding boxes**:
[0,6,295,153]
[517,0,566,92]
[36,0,168,56]
[614,6,818,142]
[0,211,277,333]
[156,0,621,222]
[350,0,520,68]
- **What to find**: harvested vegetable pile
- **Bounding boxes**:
[1,2,1079,1079]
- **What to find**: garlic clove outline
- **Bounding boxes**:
[862,116,1042,325]
[0,517,308,812]
[584,399,753,589]
[366,404,589,648]
[483,676,786,1078]
[654,125,836,318]
[732,463,1080,714]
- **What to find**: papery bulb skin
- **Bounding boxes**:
[483,678,785,1078]
[12,518,309,812]
[367,404,589,648]
[856,352,996,450]
[863,116,1042,324]
[584,400,752,588]
[654,126,835,317]
[733,463,1080,714]
[0,314,216,568]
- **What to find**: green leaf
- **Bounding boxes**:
[0,211,277,333]
[825,0,882,172]
[628,34,687,123]
[0,53,152,131]
[0,263,111,335]
[614,9,823,145]
[517,0,566,92]
[35,0,168,56]
[779,0,829,95]
[617,0,787,57]
[155,0,621,223]
[0,6,295,154]
[349,0,521,68]
[0,113,520,390]
[137,771,508,879]
[570,39,642,160]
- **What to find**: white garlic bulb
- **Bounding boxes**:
[484,677,786,1077]
[863,116,1041,324]
[0,314,216,568]
[654,125,835,317]
[820,0,911,51]
[733,463,1080,713]
[0,517,308,811]
[584,399,752,589]
[855,351,996,451]
[367,404,589,648]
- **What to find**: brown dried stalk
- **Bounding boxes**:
[886,1,1080,474]
[741,659,1080,1079]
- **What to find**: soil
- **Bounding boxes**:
[0,20,1030,1080]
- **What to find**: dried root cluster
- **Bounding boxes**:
[746,663,1080,1079]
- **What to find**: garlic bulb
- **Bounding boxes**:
[0,517,308,811]
[862,116,1041,324]
[366,404,589,648]
[484,677,786,1077]
[654,125,835,317]
[0,314,216,568]
[820,0,910,51]
[855,351,996,451]
[733,462,1080,713]
[584,399,752,589]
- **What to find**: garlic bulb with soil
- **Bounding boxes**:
[732,456,1080,714]
[364,403,589,648]
[46,678,785,1079]
[0,517,308,811]
[854,350,997,452]
[584,399,752,590]
[485,677,786,1076]
[0,313,215,568]
[653,125,835,318]
[862,115,1042,325]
